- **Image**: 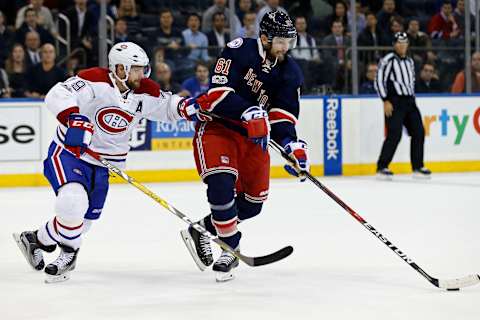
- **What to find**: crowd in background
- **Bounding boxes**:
[0,0,479,99]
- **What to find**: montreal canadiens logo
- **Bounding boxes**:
[95,107,134,134]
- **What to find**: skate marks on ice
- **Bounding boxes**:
[1,177,479,320]
[352,172,480,188]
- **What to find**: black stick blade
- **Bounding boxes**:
[238,246,294,267]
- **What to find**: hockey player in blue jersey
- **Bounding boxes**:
[177,10,310,281]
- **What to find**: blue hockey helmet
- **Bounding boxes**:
[259,10,297,50]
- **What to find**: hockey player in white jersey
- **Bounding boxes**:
[13,42,200,283]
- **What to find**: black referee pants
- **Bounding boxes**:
[377,96,425,171]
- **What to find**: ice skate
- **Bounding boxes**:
[413,167,431,179]
[180,222,214,271]
[376,168,394,180]
[12,231,56,271]
[44,244,79,283]
[213,249,239,282]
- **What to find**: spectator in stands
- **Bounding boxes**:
[255,0,287,35]
[0,11,14,67]
[16,0,56,35]
[376,0,397,34]
[154,62,187,96]
[202,0,241,34]
[153,47,174,71]
[428,0,460,40]
[153,8,184,62]
[322,20,350,67]
[5,44,27,97]
[181,61,210,97]
[416,63,442,93]
[359,62,377,94]
[291,16,320,90]
[15,7,54,45]
[237,0,254,24]
[89,0,116,30]
[284,0,314,20]
[182,13,210,63]
[65,56,80,78]
[361,0,382,13]
[407,18,436,66]
[24,31,42,67]
[207,12,230,58]
[357,11,386,63]
[117,0,142,39]
[237,11,257,39]
[25,43,66,98]
[451,52,480,93]
[453,0,473,36]
[347,1,366,34]
[385,15,404,45]
[322,20,351,89]
[0,66,12,98]
[324,1,349,35]
[291,16,320,62]
[64,0,96,52]
[114,18,130,43]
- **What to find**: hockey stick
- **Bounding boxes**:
[268,139,480,290]
[200,109,479,288]
[84,149,293,267]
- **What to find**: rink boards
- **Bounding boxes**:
[1,95,479,187]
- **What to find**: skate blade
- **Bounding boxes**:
[180,229,207,272]
[412,173,431,180]
[376,174,393,181]
[12,233,39,271]
[45,272,71,284]
[215,271,235,282]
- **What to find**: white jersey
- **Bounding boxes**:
[45,67,183,167]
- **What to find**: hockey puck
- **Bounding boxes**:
[447,288,460,291]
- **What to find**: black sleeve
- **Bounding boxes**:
[25,66,37,92]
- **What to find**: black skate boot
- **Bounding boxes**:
[180,222,214,271]
[212,249,239,282]
[44,243,79,283]
[376,168,394,180]
[413,167,431,179]
[12,231,57,271]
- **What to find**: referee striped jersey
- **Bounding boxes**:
[375,52,416,100]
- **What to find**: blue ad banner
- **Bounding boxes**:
[150,119,196,150]
[323,96,343,175]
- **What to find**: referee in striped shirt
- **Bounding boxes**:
[374,32,431,179]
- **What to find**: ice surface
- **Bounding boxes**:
[1,173,479,320]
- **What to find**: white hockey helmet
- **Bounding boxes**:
[108,42,151,85]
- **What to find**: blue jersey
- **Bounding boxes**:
[206,37,304,144]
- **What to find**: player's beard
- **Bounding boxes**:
[273,50,286,62]
[127,78,142,89]
[266,44,286,62]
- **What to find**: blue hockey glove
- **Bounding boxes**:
[241,106,270,151]
[283,139,309,182]
[177,95,212,122]
[64,113,94,158]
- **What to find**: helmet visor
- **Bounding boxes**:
[131,64,151,78]
[272,36,297,51]
[143,64,151,78]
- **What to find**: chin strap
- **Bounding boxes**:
[109,72,131,96]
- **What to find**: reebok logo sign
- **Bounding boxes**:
[323,97,342,175]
